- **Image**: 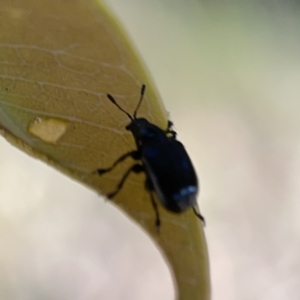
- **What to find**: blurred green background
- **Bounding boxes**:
[0,0,299,299]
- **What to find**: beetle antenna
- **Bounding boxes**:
[133,84,146,118]
[107,94,133,121]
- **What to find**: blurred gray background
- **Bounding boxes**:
[0,0,300,299]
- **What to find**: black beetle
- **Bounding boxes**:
[95,85,205,229]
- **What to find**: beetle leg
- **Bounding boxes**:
[106,163,144,199]
[144,176,154,191]
[192,206,206,226]
[150,193,161,232]
[94,150,140,175]
[145,178,161,231]
[165,120,177,139]
[167,120,173,130]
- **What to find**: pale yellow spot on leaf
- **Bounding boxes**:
[28,117,68,144]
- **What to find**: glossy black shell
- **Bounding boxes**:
[126,118,198,213]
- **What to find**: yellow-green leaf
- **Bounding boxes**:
[0,0,210,299]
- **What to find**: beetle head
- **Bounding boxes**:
[106,85,161,143]
[125,117,149,131]
[125,117,157,140]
